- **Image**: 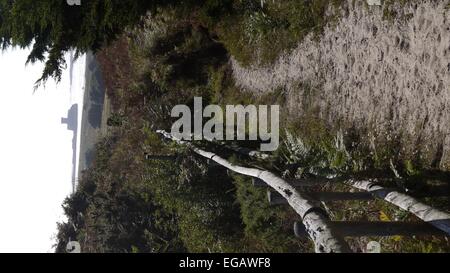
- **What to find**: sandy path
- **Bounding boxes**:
[231,0,450,170]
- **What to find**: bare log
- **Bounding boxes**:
[346,179,450,235]
[295,221,446,238]
[157,130,351,253]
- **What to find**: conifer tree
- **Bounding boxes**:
[0,0,170,85]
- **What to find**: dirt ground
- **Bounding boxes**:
[231,0,450,171]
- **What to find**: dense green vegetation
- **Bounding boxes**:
[54,9,306,252]
[42,0,450,252]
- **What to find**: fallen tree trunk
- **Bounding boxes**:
[346,179,450,235]
[157,130,351,253]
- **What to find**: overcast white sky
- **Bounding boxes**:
[0,48,85,253]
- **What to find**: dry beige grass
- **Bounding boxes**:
[231,0,450,170]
